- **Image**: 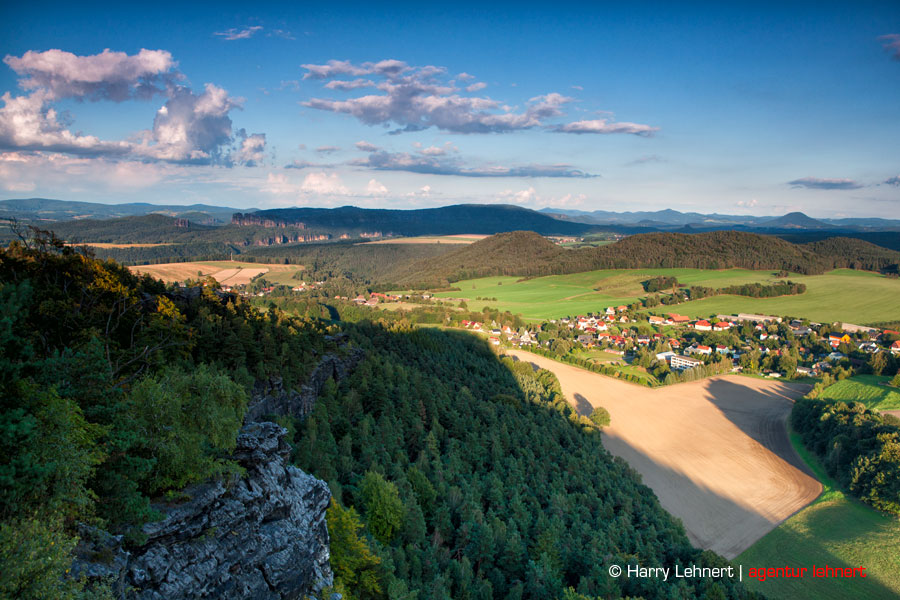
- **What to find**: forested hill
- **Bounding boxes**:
[392,230,900,286]
[0,232,762,599]
[238,204,594,236]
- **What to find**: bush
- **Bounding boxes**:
[589,406,610,428]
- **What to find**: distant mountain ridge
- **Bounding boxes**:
[0,197,251,224]
[541,207,900,231]
[243,204,594,236]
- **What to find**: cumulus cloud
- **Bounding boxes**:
[884,175,900,186]
[139,83,249,164]
[355,140,380,152]
[214,26,264,41]
[236,131,266,166]
[315,145,341,154]
[3,48,176,101]
[301,171,349,195]
[1,48,265,166]
[0,90,131,155]
[366,178,388,195]
[554,118,658,136]
[788,177,863,190]
[353,149,594,178]
[465,82,487,92]
[736,198,759,208]
[880,34,900,59]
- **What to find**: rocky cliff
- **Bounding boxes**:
[72,348,364,599]
[74,422,333,599]
[245,348,364,422]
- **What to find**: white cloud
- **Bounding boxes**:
[353,149,594,178]
[0,90,131,155]
[214,26,264,41]
[366,178,388,195]
[355,140,379,152]
[301,171,349,195]
[554,118,658,136]
[736,198,759,208]
[3,48,176,101]
[406,184,432,197]
[302,59,584,134]
[465,82,487,92]
[324,79,375,90]
[315,145,341,154]
[236,132,266,166]
[1,49,265,166]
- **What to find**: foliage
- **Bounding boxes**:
[0,517,112,600]
[326,499,385,600]
[359,471,405,544]
[792,398,900,515]
[588,406,610,428]
[125,365,247,495]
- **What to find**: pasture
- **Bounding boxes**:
[129,260,304,286]
[817,375,900,411]
[737,431,900,600]
[435,268,900,324]
[506,349,821,559]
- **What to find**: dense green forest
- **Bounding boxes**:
[293,322,759,600]
[387,231,900,287]
[791,397,900,516]
[0,231,333,597]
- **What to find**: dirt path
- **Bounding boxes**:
[507,350,822,559]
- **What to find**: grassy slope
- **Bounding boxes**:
[435,268,900,324]
[736,430,900,600]
[817,375,900,410]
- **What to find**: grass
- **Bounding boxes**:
[434,268,900,324]
[736,429,900,600]
[817,375,900,411]
[574,349,625,363]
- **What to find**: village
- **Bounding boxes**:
[453,304,900,385]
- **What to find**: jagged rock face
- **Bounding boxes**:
[74,422,333,600]
[245,349,364,423]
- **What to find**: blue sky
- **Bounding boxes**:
[1,1,898,217]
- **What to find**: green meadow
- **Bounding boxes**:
[737,431,900,600]
[817,375,900,411]
[435,268,900,324]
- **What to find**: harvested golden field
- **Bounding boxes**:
[506,349,821,559]
[362,234,488,244]
[129,260,303,285]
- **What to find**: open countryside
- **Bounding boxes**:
[506,349,822,559]
[436,268,900,324]
[129,260,305,286]
[738,433,900,600]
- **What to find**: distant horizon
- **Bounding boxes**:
[3,195,899,222]
[2,3,899,217]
